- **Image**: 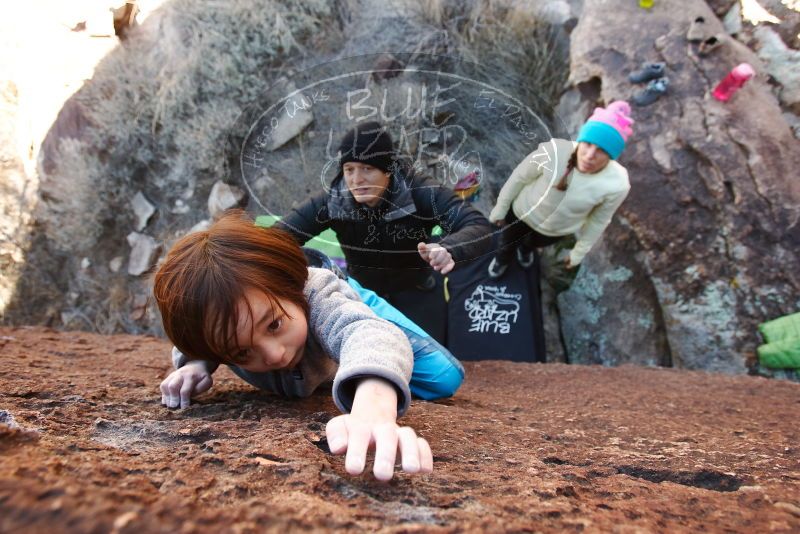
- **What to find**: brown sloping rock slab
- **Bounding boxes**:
[1,326,799,532]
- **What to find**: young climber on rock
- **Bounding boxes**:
[487,101,634,278]
[153,211,464,481]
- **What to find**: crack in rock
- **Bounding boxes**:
[615,465,745,492]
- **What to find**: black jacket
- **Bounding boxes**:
[276,167,491,295]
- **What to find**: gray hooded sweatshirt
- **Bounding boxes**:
[172,267,414,415]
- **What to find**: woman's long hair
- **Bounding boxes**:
[555,148,578,192]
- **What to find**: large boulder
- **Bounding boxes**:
[556,0,800,373]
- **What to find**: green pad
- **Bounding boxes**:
[757,337,800,369]
[254,215,345,259]
[758,312,800,343]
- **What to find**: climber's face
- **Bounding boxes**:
[226,288,308,373]
[577,142,611,174]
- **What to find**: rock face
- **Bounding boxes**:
[558,240,671,367]
[1,327,799,532]
[752,25,800,113]
[556,0,800,373]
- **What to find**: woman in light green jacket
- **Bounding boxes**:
[487,101,634,278]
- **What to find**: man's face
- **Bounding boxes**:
[343,162,391,207]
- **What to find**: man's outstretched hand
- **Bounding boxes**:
[417,242,454,275]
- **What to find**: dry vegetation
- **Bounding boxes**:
[43,0,337,254]
[409,0,569,114]
[5,0,341,332]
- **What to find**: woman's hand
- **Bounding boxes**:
[160,360,213,409]
[488,205,508,227]
[417,242,455,275]
[326,378,433,481]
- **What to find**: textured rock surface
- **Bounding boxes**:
[131,192,156,232]
[125,232,159,277]
[558,240,671,368]
[207,181,245,219]
[557,0,800,373]
[1,327,799,532]
[752,25,800,113]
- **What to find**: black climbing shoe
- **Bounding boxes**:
[633,77,669,106]
[628,62,666,84]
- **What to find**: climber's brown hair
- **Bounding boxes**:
[555,148,579,191]
[153,210,309,365]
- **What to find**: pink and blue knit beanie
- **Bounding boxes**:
[576,101,634,160]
